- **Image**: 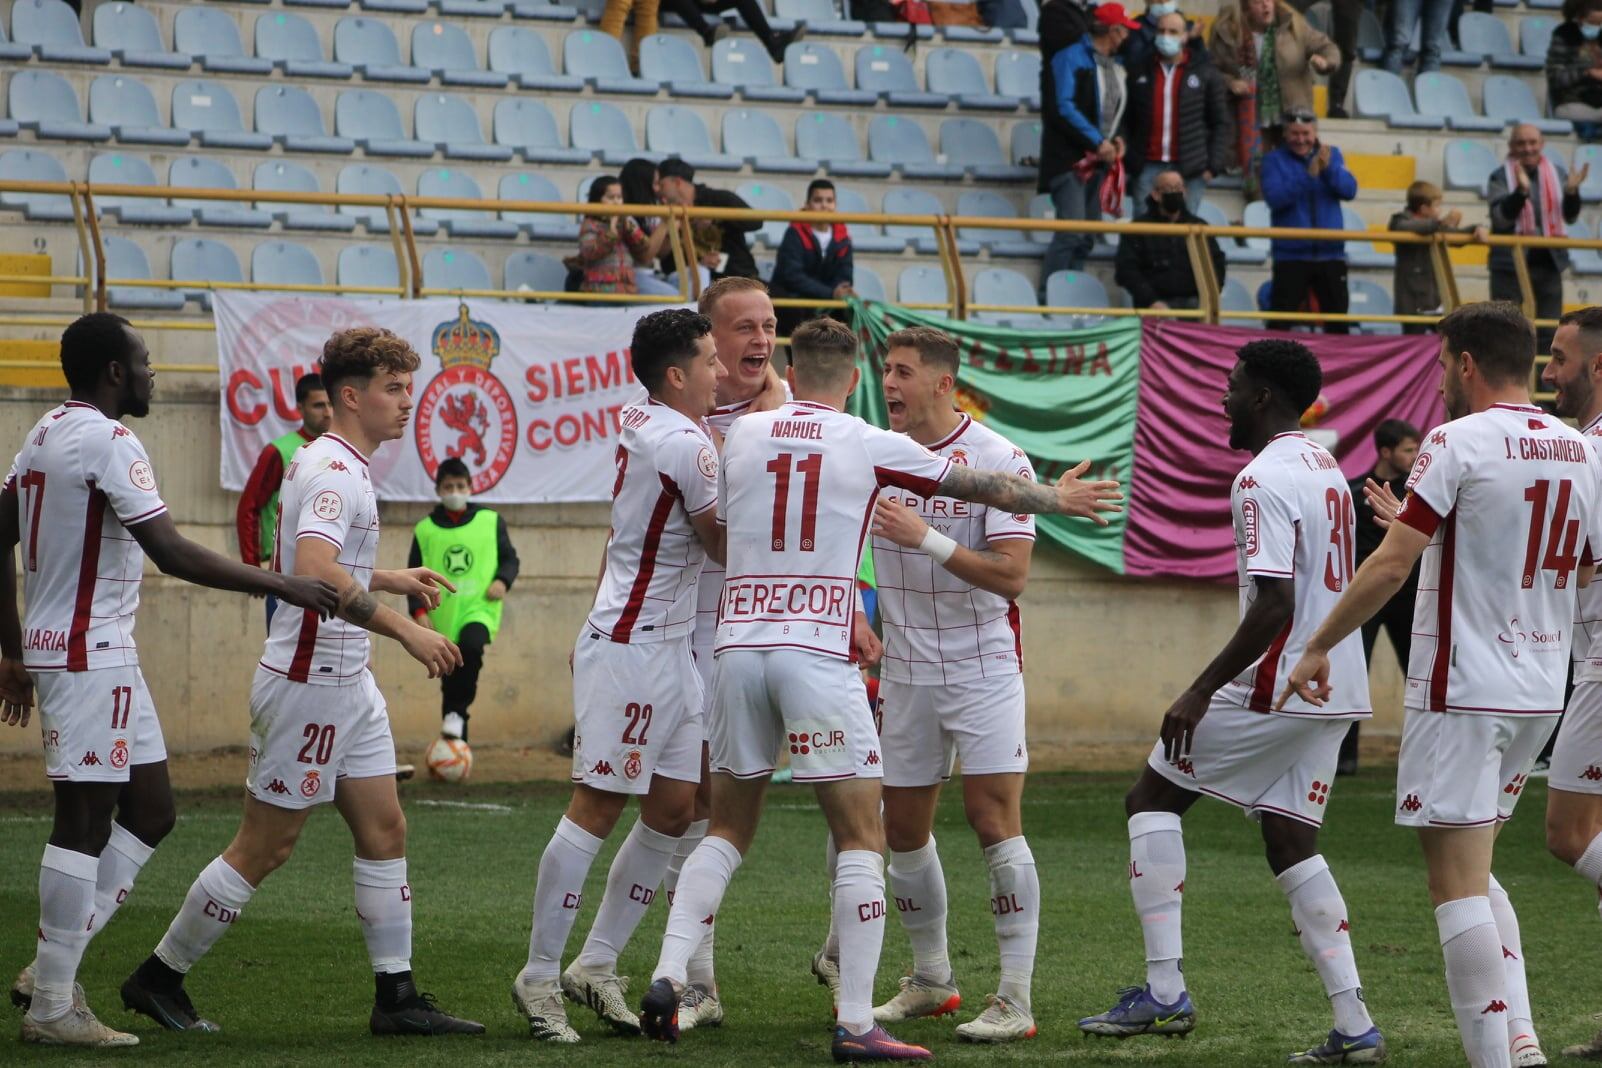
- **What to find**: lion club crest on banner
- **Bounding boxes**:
[415,303,519,493]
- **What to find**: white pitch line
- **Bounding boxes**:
[412,799,515,813]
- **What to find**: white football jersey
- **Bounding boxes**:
[1398,403,1599,714]
[1574,413,1602,684]
[259,433,379,685]
[8,402,168,672]
[587,400,719,643]
[716,400,952,661]
[874,415,1036,685]
[1217,432,1371,719]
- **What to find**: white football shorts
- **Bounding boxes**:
[570,629,704,796]
[36,665,165,783]
[711,648,881,782]
[1395,708,1557,827]
[877,675,1028,787]
[1549,681,1602,796]
[247,666,396,809]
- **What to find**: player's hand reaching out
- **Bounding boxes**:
[403,624,462,679]
[1053,460,1123,525]
[278,574,342,620]
[388,567,458,611]
[1276,650,1332,709]
[870,497,929,548]
[1158,689,1208,763]
[852,611,882,668]
[0,659,33,728]
[1363,477,1403,529]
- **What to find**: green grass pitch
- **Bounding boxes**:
[3,769,1599,1065]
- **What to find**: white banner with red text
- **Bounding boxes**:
[215,293,677,502]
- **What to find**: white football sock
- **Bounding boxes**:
[354,857,412,975]
[1128,811,1186,1004]
[521,817,603,984]
[654,836,741,987]
[153,856,256,975]
[887,837,950,985]
[1437,896,1512,1068]
[834,849,887,1036]
[1276,855,1372,1036]
[1487,875,1536,1049]
[823,833,840,961]
[576,819,678,971]
[668,820,716,990]
[29,845,98,1022]
[986,836,1038,1013]
[1575,832,1602,890]
[93,823,156,934]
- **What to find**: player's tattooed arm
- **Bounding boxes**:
[936,459,1122,524]
[871,497,1033,599]
[338,585,380,626]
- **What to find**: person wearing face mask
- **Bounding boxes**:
[408,457,521,743]
[1546,0,1602,131]
[1119,0,1175,72]
[1124,10,1233,212]
[1115,170,1227,309]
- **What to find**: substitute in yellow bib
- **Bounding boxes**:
[408,457,521,741]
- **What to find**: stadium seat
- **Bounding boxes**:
[724,109,816,174]
[0,20,32,62]
[834,186,902,252]
[564,30,658,94]
[992,51,1041,109]
[172,79,272,151]
[1242,199,1272,258]
[973,267,1047,328]
[337,90,433,157]
[1025,192,1053,246]
[256,86,356,153]
[1195,199,1264,265]
[647,106,741,170]
[956,190,1040,257]
[9,71,111,143]
[252,240,326,291]
[12,0,111,63]
[87,153,192,226]
[511,0,583,21]
[1044,270,1111,327]
[1354,69,1443,128]
[641,35,735,99]
[853,263,886,302]
[494,99,592,163]
[1457,12,1543,70]
[883,188,951,254]
[1219,278,1261,328]
[1342,206,1396,268]
[898,264,949,307]
[943,118,1033,181]
[505,251,569,294]
[289,0,358,9]
[1349,278,1401,334]
[361,0,430,12]
[442,0,513,17]
[488,25,583,91]
[0,148,74,220]
[784,43,877,105]
[1444,138,1498,194]
[926,48,1019,111]
[772,0,867,35]
[336,162,440,234]
[1484,75,1572,136]
[89,235,186,310]
[170,155,275,228]
[338,244,403,294]
[1414,72,1503,132]
[1576,145,1602,202]
[711,39,807,103]
[1521,17,1558,62]
[736,181,796,248]
[88,75,190,147]
[256,11,354,78]
[498,172,579,240]
[92,3,191,69]
[869,116,962,179]
[254,160,356,232]
[174,7,274,75]
[1568,218,1602,274]
[416,93,514,160]
[171,237,243,309]
[1011,120,1042,166]
[419,168,521,238]
[413,20,509,87]
[855,45,948,108]
[795,112,890,177]
[570,100,641,166]
[423,247,493,291]
[334,18,432,83]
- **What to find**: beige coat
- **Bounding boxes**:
[1208,1,1340,118]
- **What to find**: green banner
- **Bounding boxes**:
[847,298,1139,574]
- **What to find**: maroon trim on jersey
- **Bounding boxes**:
[323,433,370,466]
[1397,494,1442,537]
[67,485,108,672]
[1429,512,1458,712]
[611,474,682,643]
[287,609,320,683]
[874,458,953,500]
[1248,616,1293,712]
[1007,601,1023,667]
[1266,431,1308,443]
[1489,403,1545,414]
[926,416,973,453]
[788,401,838,413]
[61,401,97,411]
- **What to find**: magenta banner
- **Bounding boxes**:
[1124,322,1448,582]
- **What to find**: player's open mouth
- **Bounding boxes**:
[886,400,905,416]
[741,355,767,376]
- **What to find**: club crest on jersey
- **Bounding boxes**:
[128,460,156,492]
[415,303,518,494]
[948,449,969,466]
[622,749,643,780]
[109,739,129,769]
[312,490,342,521]
[697,446,718,480]
[301,770,321,798]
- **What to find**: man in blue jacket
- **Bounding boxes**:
[1262,108,1359,334]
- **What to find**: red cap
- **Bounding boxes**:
[1093,2,1141,29]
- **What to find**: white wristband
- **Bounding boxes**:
[919,527,958,565]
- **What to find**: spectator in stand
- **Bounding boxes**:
[1114,168,1227,309]
[1209,0,1339,198]
[655,157,761,283]
[660,0,805,62]
[1389,181,1485,334]
[1120,0,1167,71]
[1324,0,1359,118]
[599,0,662,67]
[1124,10,1233,211]
[1546,0,1602,133]
[1261,107,1357,333]
[1488,123,1587,348]
[571,176,674,297]
[615,158,685,296]
[1381,0,1452,77]
[1039,3,1138,293]
[771,179,855,337]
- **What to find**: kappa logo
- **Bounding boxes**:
[1237,476,1260,491]
[79,750,102,767]
[1429,430,1447,447]
[1400,793,1423,813]
[1504,773,1528,797]
[623,749,643,780]
[700,914,715,926]
[1581,765,1602,782]
[1306,779,1329,806]
[1174,758,1196,778]
[1014,744,1024,758]
[590,760,615,776]
[1482,1000,1507,1015]
[1337,919,1351,933]
[328,460,350,473]
[266,778,290,795]
[1503,945,1519,960]
[864,749,880,767]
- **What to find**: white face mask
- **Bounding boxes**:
[1148,2,1178,16]
[1155,33,1183,57]
[440,492,470,512]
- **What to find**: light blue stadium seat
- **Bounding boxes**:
[641,35,734,98]
[256,11,354,78]
[853,262,886,303]
[1349,278,1401,334]
[836,186,902,252]
[1011,0,1040,44]
[898,265,949,307]
[441,0,512,17]
[338,245,403,294]
[1011,120,1041,166]
[488,25,583,91]
[1193,199,1263,265]
[943,118,1032,181]
[570,100,641,166]
[494,98,592,163]
[1458,12,1543,70]
[418,167,521,238]
[498,172,579,240]
[424,247,493,291]
[1414,72,1503,132]
[88,153,192,226]
[256,86,356,153]
[1354,69,1443,128]
[505,251,569,294]
[736,181,796,248]
[856,45,948,108]
[88,75,189,147]
[1522,16,1558,61]
[413,20,509,87]
[92,3,190,69]
[12,0,111,63]
[0,149,74,220]
[252,240,325,291]
[796,112,890,177]
[926,48,1017,111]
[869,116,961,179]
[956,190,1039,257]
[1218,278,1260,328]
[174,8,273,75]
[883,188,954,254]
[648,106,741,170]
[361,0,431,12]
[171,238,243,309]
[172,79,272,150]
[712,39,806,102]
[1568,218,1602,275]
[1044,270,1110,328]
[334,17,432,83]
[170,155,274,227]
[336,162,440,234]
[1484,75,1572,135]
[723,109,815,174]
[992,51,1040,108]
[0,19,32,62]
[1341,205,1395,268]
[416,93,514,160]
[1026,191,1052,246]
[1242,199,1272,257]
[973,268,1047,329]
[254,160,355,231]
[510,0,582,21]
[88,236,185,310]
[1576,145,1602,202]
[337,89,433,157]
[772,0,867,35]
[564,30,658,94]
[785,43,876,105]
[288,0,355,8]
[1444,138,1498,194]
[10,71,111,142]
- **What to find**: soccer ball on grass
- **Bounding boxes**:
[425,737,473,783]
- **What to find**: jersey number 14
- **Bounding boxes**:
[1522,478,1581,589]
